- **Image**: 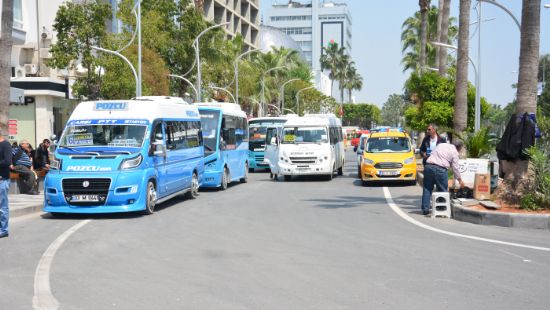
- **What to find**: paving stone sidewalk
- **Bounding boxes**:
[9,194,44,217]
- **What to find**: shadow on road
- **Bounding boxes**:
[305,195,388,209]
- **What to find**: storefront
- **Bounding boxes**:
[9,77,77,147]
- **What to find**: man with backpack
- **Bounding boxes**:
[12,140,39,195]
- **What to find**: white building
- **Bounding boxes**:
[2,0,76,147]
[264,0,352,99]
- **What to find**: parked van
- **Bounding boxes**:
[43,96,204,215]
[197,102,249,190]
[264,114,345,181]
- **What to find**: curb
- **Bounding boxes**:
[11,204,44,218]
[418,171,550,230]
[451,203,550,230]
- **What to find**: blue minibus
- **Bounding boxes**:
[43,96,204,215]
[197,102,249,190]
[248,116,293,172]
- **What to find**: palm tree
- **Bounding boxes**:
[320,42,344,97]
[401,6,457,72]
[453,0,471,134]
[501,0,541,188]
[344,66,363,103]
[435,0,444,68]
[516,0,540,115]
[438,0,451,75]
[418,0,431,71]
[0,0,14,135]
[336,53,351,104]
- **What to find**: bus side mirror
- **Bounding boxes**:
[270,137,278,145]
[153,140,166,157]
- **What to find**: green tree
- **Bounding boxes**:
[320,42,344,97]
[342,104,381,128]
[342,61,363,104]
[48,0,112,99]
[381,94,411,127]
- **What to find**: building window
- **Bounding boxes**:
[270,15,312,22]
[13,0,23,29]
[298,41,312,51]
[280,27,312,35]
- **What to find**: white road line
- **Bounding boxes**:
[382,187,550,252]
[33,220,91,310]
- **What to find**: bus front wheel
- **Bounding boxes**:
[185,173,199,199]
[142,181,157,215]
[221,167,229,190]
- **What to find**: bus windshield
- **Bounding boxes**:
[366,137,411,153]
[199,110,220,154]
[59,124,146,149]
[282,127,328,144]
[249,120,287,150]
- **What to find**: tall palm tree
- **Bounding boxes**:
[336,53,351,104]
[516,0,540,115]
[0,0,14,135]
[418,0,431,71]
[438,0,452,75]
[435,0,444,68]
[320,42,344,97]
[401,6,457,72]
[453,0,471,134]
[344,66,363,103]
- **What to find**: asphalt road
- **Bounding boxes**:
[1,150,550,310]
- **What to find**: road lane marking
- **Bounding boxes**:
[382,187,550,252]
[33,220,91,310]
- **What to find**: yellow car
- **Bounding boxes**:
[360,131,417,185]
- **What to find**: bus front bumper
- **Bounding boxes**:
[277,162,333,176]
[43,170,148,214]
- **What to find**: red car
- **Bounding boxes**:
[351,130,370,147]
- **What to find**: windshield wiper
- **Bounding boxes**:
[58,146,100,156]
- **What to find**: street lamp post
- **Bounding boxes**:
[280,78,300,113]
[195,22,230,102]
[268,104,281,116]
[168,74,198,101]
[137,0,141,96]
[431,41,480,131]
[261,66,285,117]
[92,46,139,97]
[296,86,315,116]
[210,86,237,104]
[233,49,259,106]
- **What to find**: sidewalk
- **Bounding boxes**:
[9,193,44,217]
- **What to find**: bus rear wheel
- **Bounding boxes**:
[241,163,249,183]
[185,173,199,199]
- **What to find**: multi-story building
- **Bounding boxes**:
[4,0,75,147]
[264,0,352,98]
[199,0,261,50]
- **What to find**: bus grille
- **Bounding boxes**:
[375,162,403,169]
[290,157,317,164]
[62,178,111,206]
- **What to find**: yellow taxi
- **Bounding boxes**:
[359,131,417,185]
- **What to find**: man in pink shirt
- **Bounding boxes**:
[421,139,466,215]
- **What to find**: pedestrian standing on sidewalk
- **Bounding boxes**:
[421,139,465,215]
[419,124,445,166]
[0,132,13,238]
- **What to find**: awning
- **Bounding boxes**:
[9,87,25,103]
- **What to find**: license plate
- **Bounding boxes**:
[378,170,399,176]
[71,195,100,202]
[297,167,309,171]
[254,148,265,152]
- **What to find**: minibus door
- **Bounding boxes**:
[151,122,168,196]
[264,127,280,175]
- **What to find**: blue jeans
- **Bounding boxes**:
[0,179,9,234]
[422,164,448,212]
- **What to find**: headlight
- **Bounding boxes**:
[120,154,143,170]
[404,156,415,164]
[363,158,374,165]
[50,157,62,170]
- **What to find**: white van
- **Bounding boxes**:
[264,114,345,181]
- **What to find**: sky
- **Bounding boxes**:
[260,1,550,107]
